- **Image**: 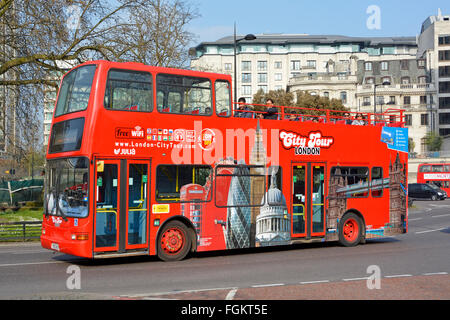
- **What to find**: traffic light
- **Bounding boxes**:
[10,169,15,175]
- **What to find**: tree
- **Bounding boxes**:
[294,91,348,116]
[252,89,349,115]
[0,0,199,88]
[424,131,442,152]
[0,0,199,172]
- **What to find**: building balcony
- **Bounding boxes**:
[357,83,436,95]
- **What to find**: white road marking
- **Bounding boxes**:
[422,272,448,276]
[431,214,450,218]
[251,283,284,288]
[342,277,369,281]
[384,274,412,278]
[300,280,330,285]
[415,228,446,234]
[0,261,64,268]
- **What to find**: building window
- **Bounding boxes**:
[242,85,252,95]
[258,85,268,93]
[224,63,232,71]
[306,60,316,68]
[401,77,411,84]
[274,73,282,81]
[340,91,347,104]
[439,97,450,109]
[417,59,426,69]
[439,36,450,45]
[290,60,301,71]
[439,81,450,93]
[242,61,251,71]
[257,73,267,83]
[257,61,267,71]
[388,96,396,105]
[420,96,427,105]
[418,76,427,84]
[323,92,329,99]
[382,76,391,84]
[400,60,409,70]
[381,61,389,71]
[274,61,282,69]
[365,77,374,84]
[364,62,372,71]
[403,96,411,105]
[363,97,371,106]
[439,113,450,125]
[439,66,450,77]
[405,114,412,126]
[421,114,429,126]
[242,73,251,83]
[438,50,450,61]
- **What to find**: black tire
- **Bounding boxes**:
[431,195,437,201]
[338,213,363,247]
[157,220,191,262]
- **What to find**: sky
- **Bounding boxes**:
[188,0,450,45]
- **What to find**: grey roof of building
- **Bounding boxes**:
[194,34,417,47]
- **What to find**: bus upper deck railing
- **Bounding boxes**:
[232,102,405,128]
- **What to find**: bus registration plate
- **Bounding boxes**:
[51,243,60,251]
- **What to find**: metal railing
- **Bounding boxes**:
[0,221,42,241]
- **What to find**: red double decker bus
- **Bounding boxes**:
[41,60,409,261]
[417,163,450,193]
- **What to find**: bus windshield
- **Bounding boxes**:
[45,157,89,218]
[54,65,97,117]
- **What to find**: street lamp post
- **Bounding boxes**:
[233,23,256,106]
[373,81,391,113]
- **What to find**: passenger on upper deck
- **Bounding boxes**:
[352,113,366,125]
[263,99,278,120]
[234,97,253,118]
[344,112,352,125]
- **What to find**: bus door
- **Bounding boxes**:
[291,163,326,239]
[94,159,150,253]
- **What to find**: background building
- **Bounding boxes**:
[190,10,450,156]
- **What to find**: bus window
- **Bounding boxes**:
[104,69,153,112]
[432,165,443,173]
[156,165,211,202]
[55,65,97,117]
[371,167,383,197]
[419,165,431,173]
[330,166,369,198]
[156,74,212,115]
[444,165,450,172]
[215,80,231,117]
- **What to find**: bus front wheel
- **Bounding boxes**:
[338,213,363,247]
[157,220,191,261]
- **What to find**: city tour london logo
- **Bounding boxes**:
[279,130,334,155]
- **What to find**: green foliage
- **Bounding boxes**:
[252,89,349,115]
[424,131,443,152]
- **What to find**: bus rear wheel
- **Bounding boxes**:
[157,220,191,261]
[339,213,363,247]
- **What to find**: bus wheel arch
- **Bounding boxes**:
[156,216,197,261]
[338,210,366,247]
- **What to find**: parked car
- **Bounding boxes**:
[408,183,446,201]
[427,183,448,199]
